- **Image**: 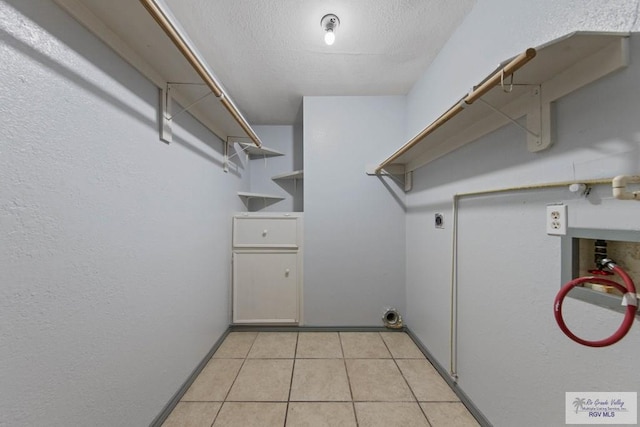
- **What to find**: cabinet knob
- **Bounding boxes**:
[262,229,268,236]
[285,269,290,277]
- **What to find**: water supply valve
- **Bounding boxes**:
[554,259,637,347]
[587,240,613,276]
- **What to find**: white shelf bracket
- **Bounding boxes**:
[223,139,230,173]
[160,87,172,144]
[160,83,215,145]
[527,86,552,152]
[224,138,250,173]
[366,164,413,192]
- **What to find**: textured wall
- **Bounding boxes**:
[405,1,640,425]
[0,1,245,425]
[303,96,406,326]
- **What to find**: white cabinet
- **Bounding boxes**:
[233,251,298,323]
[232,213,302,324]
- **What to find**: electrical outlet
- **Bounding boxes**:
[546,204,567,235]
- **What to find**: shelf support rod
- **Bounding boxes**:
[164,84,215,121]
[476,98,539,138]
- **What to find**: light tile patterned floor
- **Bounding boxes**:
[162,332,480,427]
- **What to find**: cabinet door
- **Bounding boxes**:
[233,251,298,324]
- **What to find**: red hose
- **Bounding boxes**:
[554,265,637,347]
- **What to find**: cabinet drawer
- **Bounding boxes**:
[233,217,298,247]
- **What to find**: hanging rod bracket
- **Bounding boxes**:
[160,87,172,144]
[366,164,413,192]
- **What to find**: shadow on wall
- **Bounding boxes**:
[408,112,639,197]
[247,197,283,211]
[407,33,640,196]
[377,175,407,212]
[171,111,241,175]
[273,179,302,197]
[0,26,156,133]
[2,1,231,169]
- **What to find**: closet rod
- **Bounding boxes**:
[375,48,537,173]
[139,0,262,147]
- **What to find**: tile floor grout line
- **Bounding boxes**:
[224,332,259,401]
[339,332,359,427]
[380,332,434,427]
[384,332,477,425]
[165,331,475,426]
[283,332,300,426]
[174,333,258,426]
[207,402,223,427]
[210,332,259,426]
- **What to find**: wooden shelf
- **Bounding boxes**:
[377,32,630,175]
[238,143,284,158]
[272,170,304,180]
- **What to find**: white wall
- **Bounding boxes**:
[405,1,640,425]
[293,118,304,212]
[303,96,406,326]
[249,125,303,212]
[0,1,245,425]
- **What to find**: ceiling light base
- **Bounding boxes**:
[321,14,340,33]
[320,13,340,31]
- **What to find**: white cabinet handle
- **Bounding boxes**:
[285,269,290,277]
[262,229,268,236]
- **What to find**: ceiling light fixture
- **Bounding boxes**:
[321,14,340,46]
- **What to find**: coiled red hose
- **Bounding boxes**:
[554,264,637,347]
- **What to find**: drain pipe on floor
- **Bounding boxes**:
[382,307,404,329]
[448,177,614,380]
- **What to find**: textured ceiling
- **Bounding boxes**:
[163,0,476,125]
